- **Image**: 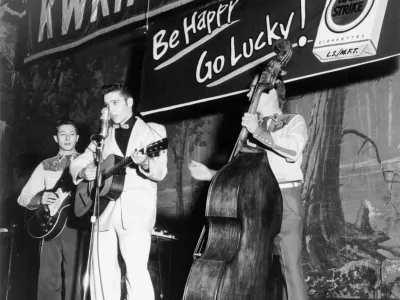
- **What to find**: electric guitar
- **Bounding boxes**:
[74,138,168,217]
[26,169,75,241]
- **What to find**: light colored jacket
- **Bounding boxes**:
[70,117,168,232]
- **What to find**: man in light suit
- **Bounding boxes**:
[70,83,168,300]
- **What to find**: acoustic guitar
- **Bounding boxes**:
[75,138,168,217]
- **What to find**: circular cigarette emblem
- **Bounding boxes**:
[325,0,374,33]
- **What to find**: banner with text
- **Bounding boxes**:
[140,0,400,114]
[24,0,196,63]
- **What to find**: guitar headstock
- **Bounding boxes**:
[141,138,168,158]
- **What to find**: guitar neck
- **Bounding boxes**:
[102,156,134,180]
[101,138,167,180]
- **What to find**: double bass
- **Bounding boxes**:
[183,39,293,300]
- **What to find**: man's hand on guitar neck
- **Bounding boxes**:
[131,144,150,172]
[78,162,97,181]
[242,113,259,134]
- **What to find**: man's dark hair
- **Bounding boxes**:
[101,83,135,101]
[54,120,78,135]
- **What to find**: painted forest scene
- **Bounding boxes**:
[289,61,400,299]
[2,1,400,299]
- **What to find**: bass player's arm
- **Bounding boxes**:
[188,160,217,182]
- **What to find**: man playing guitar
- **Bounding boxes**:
[70,83,168,300]
[18,120,84,300]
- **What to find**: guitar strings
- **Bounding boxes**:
[102,139,166,178]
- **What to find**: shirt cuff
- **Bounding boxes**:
[27,192,43,210]
[140,158,150,173]
[140,164,150,173]
[253,126,275,148]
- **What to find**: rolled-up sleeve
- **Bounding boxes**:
[17,164,45,209]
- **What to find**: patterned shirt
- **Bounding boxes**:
[17,151,79,209]
[249,111,308,183]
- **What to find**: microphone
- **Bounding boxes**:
[99,106,110,139]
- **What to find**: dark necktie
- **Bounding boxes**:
[62,155,74,169]
[49,155,72,171]
[260,117,276,132]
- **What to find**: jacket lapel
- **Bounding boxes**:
[125,117,147,158]
[106,127,124,158]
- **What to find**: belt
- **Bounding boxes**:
[279,181,301,189]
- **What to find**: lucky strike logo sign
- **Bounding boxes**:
[325,0,374,32]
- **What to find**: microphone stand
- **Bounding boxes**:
[83,136,106,300]
[93,137,105,219]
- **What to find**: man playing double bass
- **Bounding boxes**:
[189,76,308,300]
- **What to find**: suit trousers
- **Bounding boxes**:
[274,185,308,300]
[90,199,154,300]
[37,226,85,300]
